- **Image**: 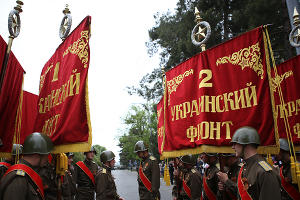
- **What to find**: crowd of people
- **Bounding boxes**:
[0,126,300,200]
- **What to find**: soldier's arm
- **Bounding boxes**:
[2,176,28,200]
[151,159,160,198]
[224,179,238,196]
[95,173,108,200]
[258,171,281,200]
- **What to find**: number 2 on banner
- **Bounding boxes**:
[199,69,212,88]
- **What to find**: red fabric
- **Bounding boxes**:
[0,35,25,154]
[272,55,300,145]
[76,161,95,185]
[0,162,11,168]
[34,16,91,145]
[280,167,300,200]
[4,164,44,199]
[159,26,276,153]
[203,175,217,200]
[138,164,152,192]
[19,91,38,145]
[237,166,252,200]
[182,179,191,198]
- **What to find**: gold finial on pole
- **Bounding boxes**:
[0,0,24,94]
[59,4,72,40]
[194,7,202,24]
[293,7,300,26]
[63,4,71,15]
[191,7,211,52]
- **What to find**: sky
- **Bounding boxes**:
[0,0,178,160]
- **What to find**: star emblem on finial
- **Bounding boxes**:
[195,25,207,41]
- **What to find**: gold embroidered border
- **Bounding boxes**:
[63,30,89,68]
[270,70,293,92]
[216,43,264,79]
[167,69,193,105]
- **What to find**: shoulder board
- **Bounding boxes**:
[102,168,106,174]
[191,169,196,173]
[258,161,272,171]
[238,163,244,167]
[149,156,156,161]
[16,170,25,176]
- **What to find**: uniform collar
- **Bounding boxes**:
[244,154,259,166]
[103,164,111,173]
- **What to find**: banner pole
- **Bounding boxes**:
[0,1,24,94]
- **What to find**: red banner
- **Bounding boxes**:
[34,16,92,153]
[271,55,300,146]
[158,26,278,157]
[18,91,38,145]
[0,35,25,157]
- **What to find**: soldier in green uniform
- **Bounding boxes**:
[172,154,202,200]
[200,153,219,200]
[0,132,53,200]
[134,141,160,200]
[217,153,241,200]
[0,144,23,179]
[231,126,281,200]
[75,146,99,200]
[39,154,58,200]
[95,150,123,200]
[62,152,77,200]
[275,138,300,200]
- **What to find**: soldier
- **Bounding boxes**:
[217,153,241,200]
[0,132,53,200]
[0,144,23,179]
[172,154,202,200]
[75,146,99,200]
[200,153,219,200]
[62,152,77,200]
[231,126,281,199]
[95,150,123,200]
[39,153,58,200]
[134,141,160,200]
[275,138,300,200]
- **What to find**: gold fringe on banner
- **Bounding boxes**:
[51,77,92,153]
[160,145,279,159]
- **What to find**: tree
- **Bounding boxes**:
[118,103,159,166]
[128,0,294,102]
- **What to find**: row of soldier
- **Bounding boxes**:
[1,126,300,200]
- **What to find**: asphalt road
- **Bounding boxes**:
[112,169,172,200]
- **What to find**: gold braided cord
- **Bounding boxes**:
[264,27,296,159]
[262,27,280,153]
[161,75,167,154]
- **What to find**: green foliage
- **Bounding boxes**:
[118,103,159,166]
[128,0,294,103]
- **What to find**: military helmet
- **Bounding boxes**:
[11,144,23,156]
[84,146,97,155]
[279,138,290,152]
[180,154,197,165]
[231,126,260,145]
[205,153,218,157]
[66,152,74,157]
[22,132,53,155]
[100,150,115,163]
[134,141,148,153]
